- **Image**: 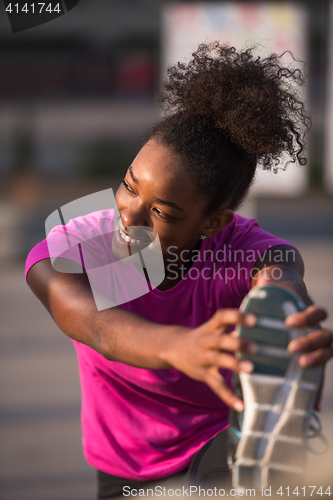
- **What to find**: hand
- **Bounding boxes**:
[286,305,333,411]
[166,309,258,412]
[286,305,333,367]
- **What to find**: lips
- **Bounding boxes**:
[119,228,143,244]
[117,219,153,246]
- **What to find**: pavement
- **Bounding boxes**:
[0,201,332,500]
[0,266,96,500]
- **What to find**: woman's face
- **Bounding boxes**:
[112,139,209,260]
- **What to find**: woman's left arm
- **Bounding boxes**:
[250,245,333,369]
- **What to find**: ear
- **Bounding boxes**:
[200,209,234,239]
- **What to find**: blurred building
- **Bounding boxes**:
[0,0,331,259]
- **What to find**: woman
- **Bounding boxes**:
[26,43,333,497]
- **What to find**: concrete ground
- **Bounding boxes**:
[0,266,96,500]
[0,225,332,499]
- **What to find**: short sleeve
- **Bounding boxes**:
[24,209,159,310]
[25,239,50,282]
[25,209,115,283]
[215,215,298,301]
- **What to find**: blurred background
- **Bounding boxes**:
[0,1,332,499]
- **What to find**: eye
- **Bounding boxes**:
[122,179,136,195]
[121,179,178,222]
[152,208,178,222]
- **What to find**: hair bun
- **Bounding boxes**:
[159,42,310,170]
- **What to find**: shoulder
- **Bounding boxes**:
[45,208,115,247]
[212,214,293,252]
[26,208,115,280]
[206,215,299,298]
[54,208,115,238]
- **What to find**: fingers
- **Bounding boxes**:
[299,346,333,367]
[208,350,254,374]
[206,331,257,354]
[288,327,333,367]
[198,309,258,354]
[199,350,254,411]
[205,369,244,412]
[288,328,333,353]
[285,305,332,367]
[285,305,327,327]
[209,309,256,330]
[214,335,258,354]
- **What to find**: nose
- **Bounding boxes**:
[121,198,150,228]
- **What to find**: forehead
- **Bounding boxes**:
[130,140,199,202]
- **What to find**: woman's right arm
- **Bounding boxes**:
[27,258,256,410]
[27,258,184,368]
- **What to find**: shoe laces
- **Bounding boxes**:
[306,411,329,455]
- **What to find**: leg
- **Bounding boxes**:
[97,468,188,499]
[97,470,144,499]
[183,429,232,488]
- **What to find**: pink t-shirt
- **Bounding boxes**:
[25,210,294,480]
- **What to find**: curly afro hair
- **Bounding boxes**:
[147,42,311,213]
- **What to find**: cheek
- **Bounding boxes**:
[115,187,127,211]
[158,226,196,250]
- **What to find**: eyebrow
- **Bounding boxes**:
[152,196,184,212]
[128,165,184,213]
[129,165,139,184]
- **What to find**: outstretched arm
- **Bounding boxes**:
[27,258,257,410]
[28,245,332,411]
[27,258,183,368]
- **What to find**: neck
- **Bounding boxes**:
[157,239,202,291]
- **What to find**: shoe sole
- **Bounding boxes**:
[232,286,323,490]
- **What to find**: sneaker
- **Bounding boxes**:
[230,285,323,490]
